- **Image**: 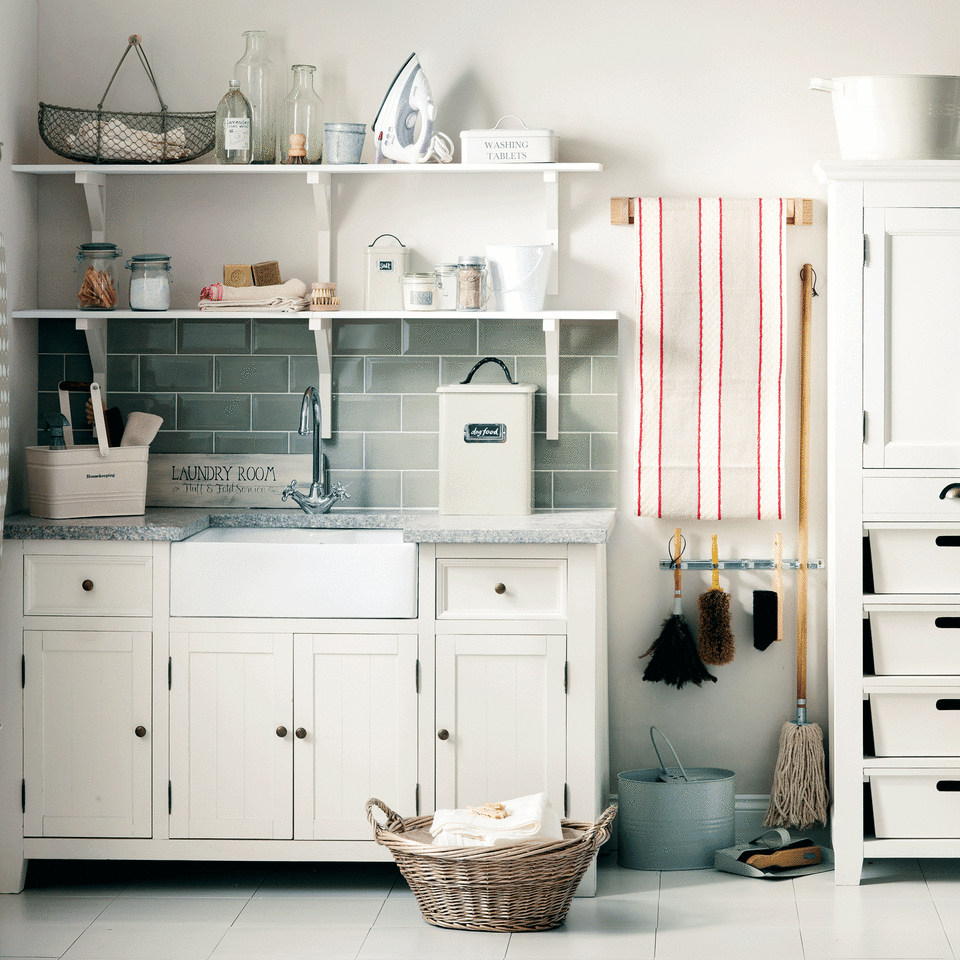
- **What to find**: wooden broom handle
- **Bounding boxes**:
[673,528,683,594]
[797,264,814,703]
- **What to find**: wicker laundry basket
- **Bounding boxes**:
[366,798,616,932]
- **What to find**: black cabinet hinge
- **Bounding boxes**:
[416,783,420,817]
[168,657,172,691]
[564,783,569,818]
[21,779,25,813]
[21,655,25,689]
[564,661,569,693]
[168,781,172,814]
[415,658,420,694]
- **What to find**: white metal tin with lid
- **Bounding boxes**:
[460,116,557,164]
[437,357,536,515]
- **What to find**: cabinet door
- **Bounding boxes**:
[293,633,418,840]
[864,207,960,468]
[23,630,152,838]
[169,632,293,839]
[435,634,566,811]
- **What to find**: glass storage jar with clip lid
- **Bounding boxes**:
[126,254,173,311]
[76,242,121,310]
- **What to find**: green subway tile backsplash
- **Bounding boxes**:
[36,315,617,509]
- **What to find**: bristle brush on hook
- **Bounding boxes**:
[641,529,717,688]
[697,534,735,665]
[753,532,783,651]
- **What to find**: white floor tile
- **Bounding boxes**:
[0,894,112,924]
[358,925,510,959]
[796,896,943,927]
[654,925,804,959]
[234,896,384,926]
[594,861,660,899]
[0,921,90,958]
[800,921,953,959]
[658,868,797,900]
[255,863,399,899]
[210,925,369,960]
[96,896,246,923]
[795,858,931,900]
[505,899,656,959]
[657,897,800,930]
[60,920,231,960]
[371,896,431,927]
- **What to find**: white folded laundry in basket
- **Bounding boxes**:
[430,792,563,847]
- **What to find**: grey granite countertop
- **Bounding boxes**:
[2,508,617,544]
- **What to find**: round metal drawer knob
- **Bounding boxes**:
[295,727,307,739]
[82,579,94,592]
[494,582,506,595]
[134,725,147,738]
[276,726,288,738]
[437,729,450,741]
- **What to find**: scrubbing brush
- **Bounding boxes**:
[753,532,784,651]
[697,534,735,665]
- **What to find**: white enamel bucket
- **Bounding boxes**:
[485,243,552,312]
[810,75,960,160]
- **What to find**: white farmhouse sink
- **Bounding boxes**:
[169,527,417,618]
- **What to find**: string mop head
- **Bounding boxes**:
[763,717,829,830]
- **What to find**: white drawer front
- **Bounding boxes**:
[868,606,960,674]
[24,554,153,617]
[436,559,567,619]
[864,475,960,519]
[866,686,960,756]
[870,768,960,838]
[867,526,960,593]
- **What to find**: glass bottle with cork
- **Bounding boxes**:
[277,64,323,163]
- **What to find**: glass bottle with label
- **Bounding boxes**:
[215,80,252,164]
[234,31,276,164]
[277,64,323,164]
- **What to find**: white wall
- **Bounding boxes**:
[22,0,960,794]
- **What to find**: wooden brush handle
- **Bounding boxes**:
[710,535,720,591]
[797,264,814,703]
[673,528,683,595]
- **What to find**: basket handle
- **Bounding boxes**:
[584,805,618,847]
[98,35,168,113]
[365,797,406,836]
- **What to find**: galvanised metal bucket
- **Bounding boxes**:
[617,728,735,870]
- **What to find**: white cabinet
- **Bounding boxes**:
[23,628,152,838]
[820,161,960,885]
[169,628,418,841]
[435,633,566,810]
[0,518,611,895]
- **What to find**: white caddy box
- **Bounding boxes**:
[870,768,960,838]
[460,118,557,164]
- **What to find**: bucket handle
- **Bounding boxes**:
[809,77,842,94]
[650,726,690,782]
[460,356,517,385]
[368,234,405,247]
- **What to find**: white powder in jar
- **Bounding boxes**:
[130,276,170,311]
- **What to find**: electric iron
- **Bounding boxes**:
[372,53,452,163]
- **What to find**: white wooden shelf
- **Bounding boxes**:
[16,308,619,441]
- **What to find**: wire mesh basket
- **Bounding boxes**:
[39,35,214,164]
[366,798,617,932]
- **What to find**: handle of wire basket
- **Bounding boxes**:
[650,726,690,782]
[98,34,168,112]
[365,797,406,835]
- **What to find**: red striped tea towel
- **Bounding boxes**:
[636,198,786,519]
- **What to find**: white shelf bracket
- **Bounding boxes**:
[309,313,333,439]
[543,314,560,440]
[308,171,332,284]
[543,170,559,296]
[76,316,108,402]
[75,171,107,242]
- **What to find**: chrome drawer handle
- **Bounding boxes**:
[940,483,960,499]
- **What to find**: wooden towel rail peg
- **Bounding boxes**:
[610,197,814,226]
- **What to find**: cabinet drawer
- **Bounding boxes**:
[865,684,960,756]
[867,525,960,593]
[436,559,566,619]
[869,768,960,838]
[24,554,153,617]
[867,605,960,674]
[864,475,960,519]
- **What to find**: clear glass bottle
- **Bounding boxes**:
[234,30,276,164]
[277,64,323,164]
[215,80,252,164]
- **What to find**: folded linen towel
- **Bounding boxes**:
[198,296,309,313]
[65,118,189,162]
[201,279,308,302]
[430,792,563,847]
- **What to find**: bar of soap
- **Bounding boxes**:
[223,264,253,287]
[252,260,282,286]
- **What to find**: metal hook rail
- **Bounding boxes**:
[658,558,823,571]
